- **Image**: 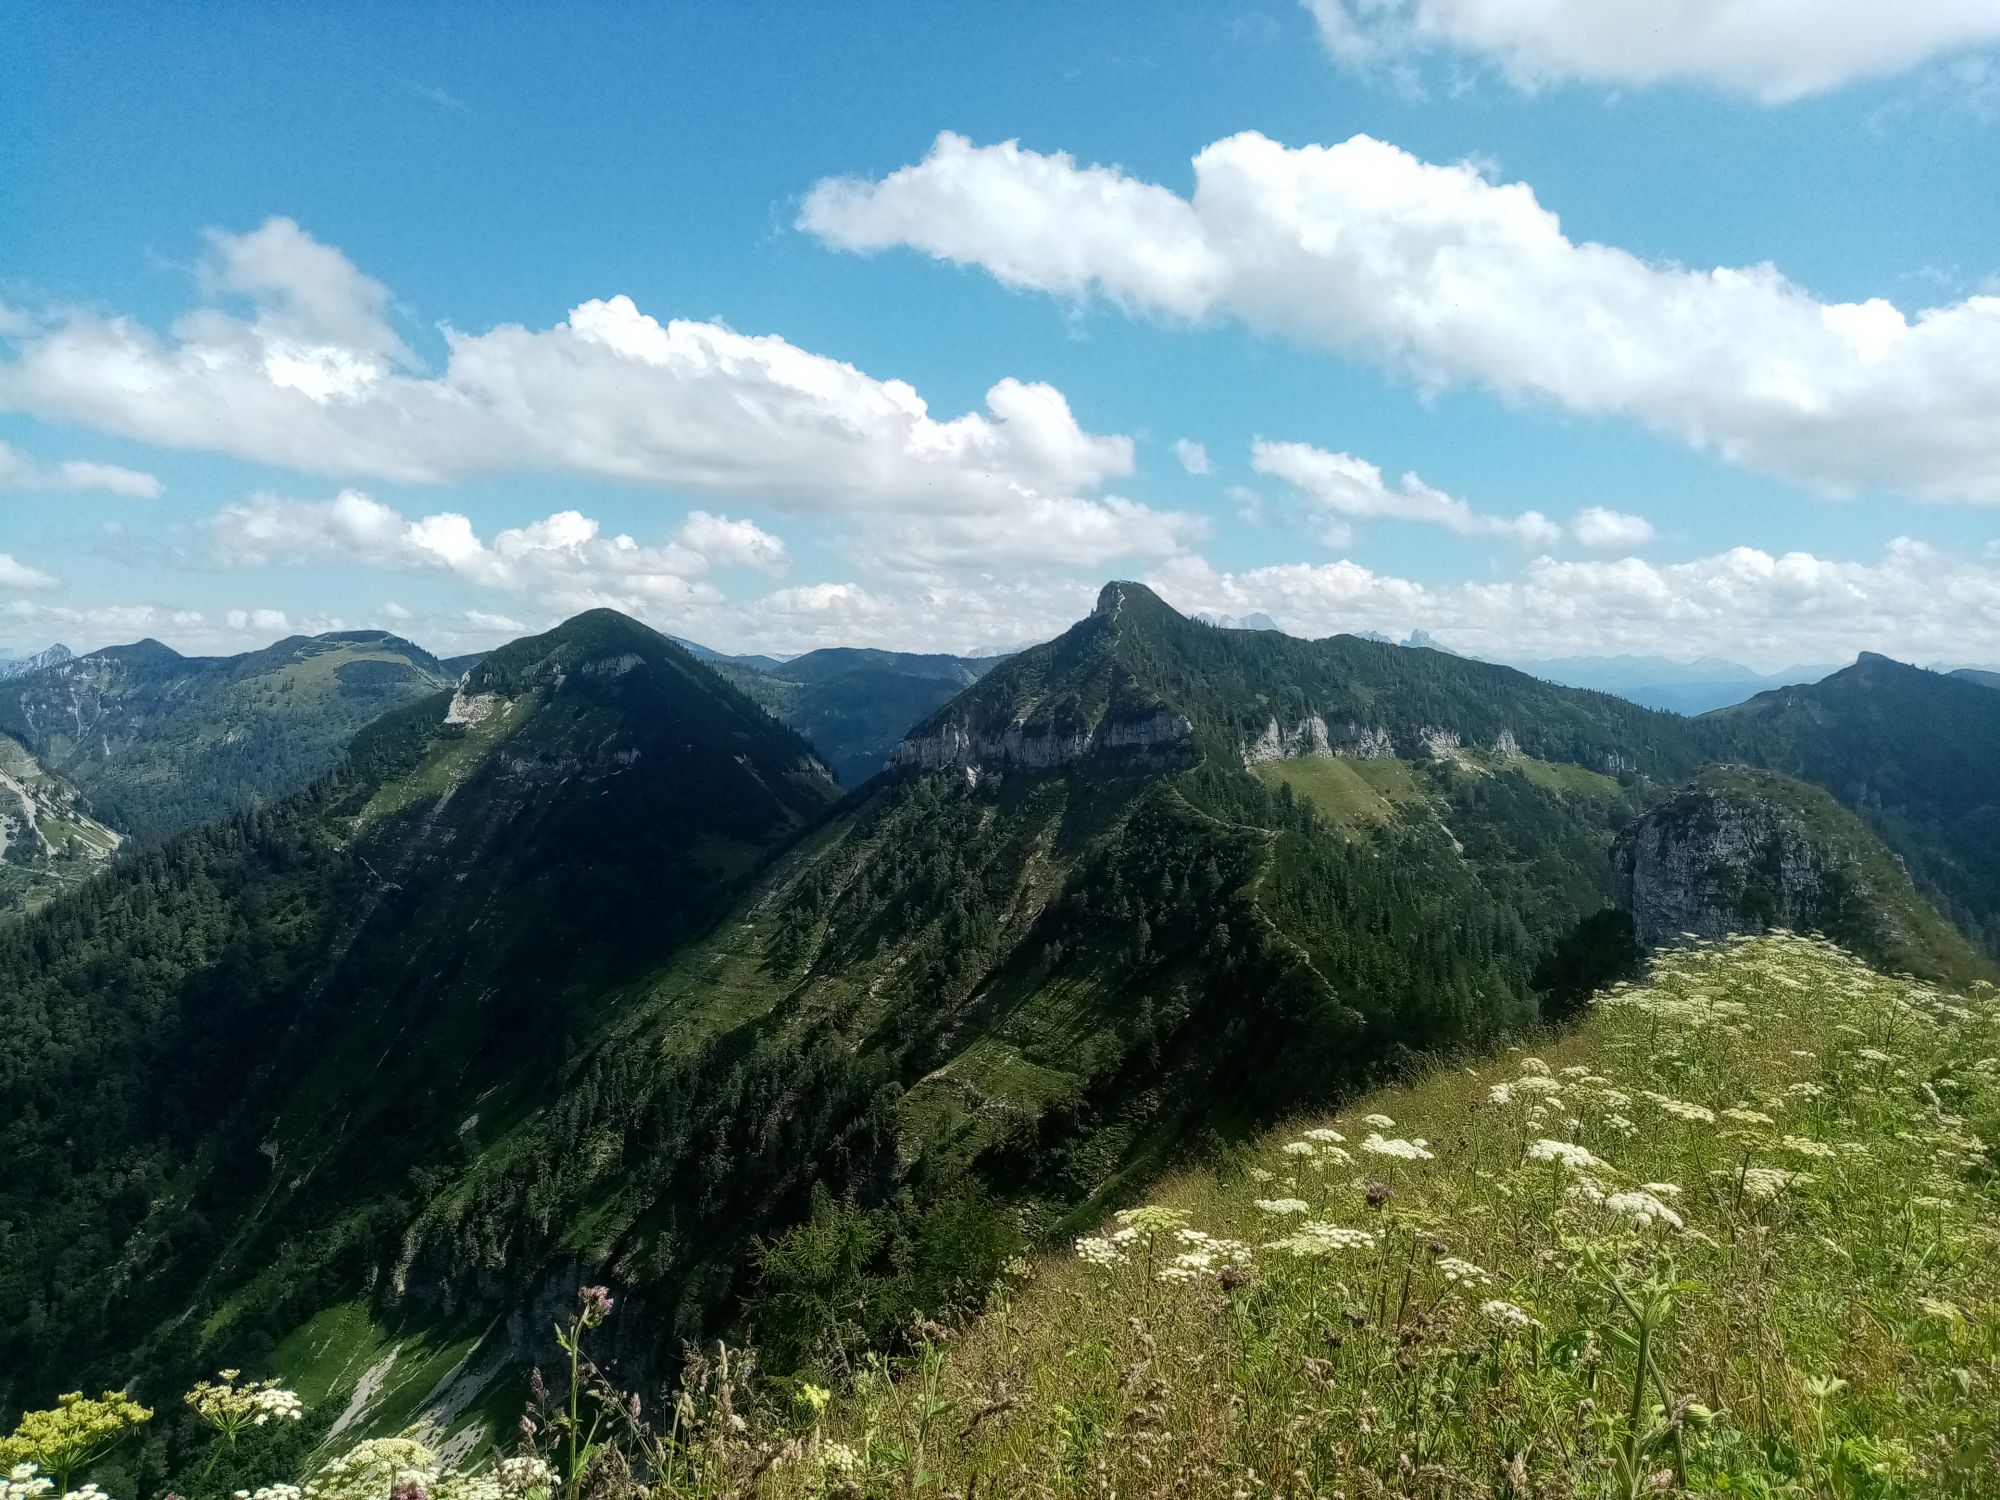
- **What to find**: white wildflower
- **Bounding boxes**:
[1303,1127,1347,1143]
[1526,1138,1609,1172]
[1435,1255,1491,1285]
[1722,1108,1775,1127]
[1267,1222,1377,1256]
[1781,1136,1837,1159]
[1074,1235,1127,1268]
[1361,1113,1396,1129]
[1735,1166,1812,1201]
[1360,1132,1435,1160]
[1255,1198,1311,1215]
[1480,1299,1539,1331]
[1605,1190,1684,1232]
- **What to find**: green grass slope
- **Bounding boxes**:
[770,934,2000,1499]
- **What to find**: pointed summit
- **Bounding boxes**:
[895,580,1700,780]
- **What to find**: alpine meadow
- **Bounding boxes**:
[5,7,2000,1500]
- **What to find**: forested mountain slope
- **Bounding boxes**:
[713,646,1001,785]
[0,610,835,1412]
[1707,652,2000,953]
[0,731,120,911]
[1,587,1988,1454]
[900,582,1707,778]
[0,631,454,842]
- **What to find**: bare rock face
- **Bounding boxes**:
[892,708,1195,773]
[1611,775,1909,956]
[1241,715,1393,765]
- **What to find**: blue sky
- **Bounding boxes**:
[4,2,1999,667]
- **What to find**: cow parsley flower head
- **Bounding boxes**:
[1255,1198,1311,1215]
[1361,1113,1396,1129]
[1360,1132,1434,1161]
[1526,1138,1609,1172]
[1722,1107,1776,1127]
[493,1458,553,1500]
[1114,1205,1190,1235]
[1267,1222,1377,1257]
[1303,1127,1346,1143]
[1435,1255,1491,1285]
[1074,1234,1127,1268]
[1480,1299,1539,1332]
[1605,1190,1684,1232]
[1736,1166,1812,1201]
[6,1467,55,1500]
[1781,1136,1837,1159]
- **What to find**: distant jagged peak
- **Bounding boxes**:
[0,643,73,680]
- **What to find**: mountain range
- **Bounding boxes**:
[2,583,1997,1438]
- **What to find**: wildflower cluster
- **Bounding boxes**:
[753,933,2000,1499]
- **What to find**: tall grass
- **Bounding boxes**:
[769,933,2000,1497]
[11,934,1996,1498]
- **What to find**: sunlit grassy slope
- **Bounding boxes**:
[763,935,1999,1498]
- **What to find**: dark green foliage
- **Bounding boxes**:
[0,630,452,842]
[1533,909,1642,1021]
[0,611,834,1414]
[4,591,1994,1435]
[1708,654,2000,955]
[715,648,999,786]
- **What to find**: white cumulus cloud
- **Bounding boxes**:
[0,553,58,590]
[0,441,160,499]
[1570,506,1657,550]
[1302,0,2000,103]
[0,219,1182,570]
[204,489,775,619]
[1173,438,1212,475]
[802,131,2000,504]
[1146,536,2000,667]
[1253,440,1563,546]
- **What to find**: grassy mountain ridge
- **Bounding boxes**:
[730,934,2000,1498]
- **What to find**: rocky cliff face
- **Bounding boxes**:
[892,708,1195,772]
[1240,715,1394,765]
[1606,770,1963,979]
[1614,786,1831,948]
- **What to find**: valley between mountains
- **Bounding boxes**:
[2,582,1997,1469]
